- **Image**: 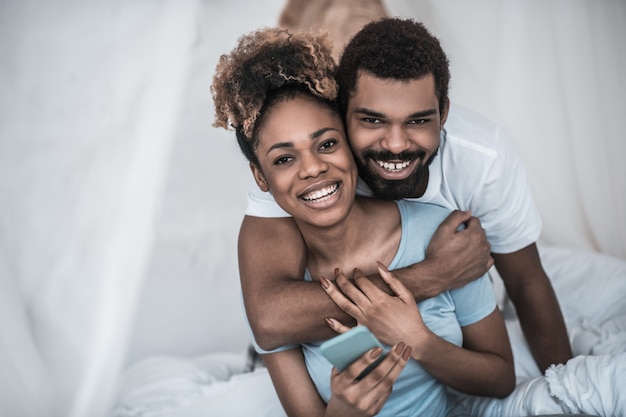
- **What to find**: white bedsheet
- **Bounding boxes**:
[452,352,626,417]
[113,245,626,417]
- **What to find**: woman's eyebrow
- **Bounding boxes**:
[266,127,339,155]
[266,141,293,155]
[310,127,339,140]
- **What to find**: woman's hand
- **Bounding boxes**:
[320,262,429,348]
[325,342,412,417]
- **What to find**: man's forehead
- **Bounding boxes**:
[350,72,439,112]
[353,71,435,89]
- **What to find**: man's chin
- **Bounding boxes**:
[366,178,420,200]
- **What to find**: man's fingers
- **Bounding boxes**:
[352,268,390,302]
[439,209,472,232]
[463,216,494,269]
[375,262,413,302]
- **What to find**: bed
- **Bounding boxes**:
[111,244,626,417]
[1,1,624,416]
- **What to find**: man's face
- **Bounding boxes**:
[346,72,448,200]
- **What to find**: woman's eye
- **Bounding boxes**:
[319,140,337,150]
[274,156,293,165]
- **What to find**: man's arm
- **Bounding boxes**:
[239,215,353,350]
[493,243,573,371]
[387,210,493,300]
[240,210,492,350]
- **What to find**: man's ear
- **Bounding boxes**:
[250,163,270,192]
[440,97,451,128]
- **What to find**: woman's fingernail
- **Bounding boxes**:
[395,342,406,354]
[402,346,412,361]
[325,317,335,328]
[370,347,383,359]
[320,276,330,290]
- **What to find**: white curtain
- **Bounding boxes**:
[0,0,199,416]
[387,0,626,258]
[0,1,624,417]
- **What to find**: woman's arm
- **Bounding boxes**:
[263,343,411,417]
[322,263,515,398]
[262,349,327,417]
[410,308,515,397]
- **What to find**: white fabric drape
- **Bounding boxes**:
[0,0,198,416]
[387,0,626,258]
[0,1,624,417]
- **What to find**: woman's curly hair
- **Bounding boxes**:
[212,27,338,149]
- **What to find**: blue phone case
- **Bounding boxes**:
[320,326,386,373]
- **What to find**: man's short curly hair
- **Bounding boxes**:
[211,27,338,163]
[336,18,450,118]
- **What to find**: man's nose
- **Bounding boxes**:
[381,125,411,154]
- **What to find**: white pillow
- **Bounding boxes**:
[113,352,246,417]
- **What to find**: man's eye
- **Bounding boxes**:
[408,119,427,125]
[363,117,382,124]
[320,140,337,150]
[274,156,293,165]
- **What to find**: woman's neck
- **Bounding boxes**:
[295,198,401,280]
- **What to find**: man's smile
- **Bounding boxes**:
[376,159,412,172]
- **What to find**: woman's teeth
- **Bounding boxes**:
[377,160,411,171]
[301,183,339,202]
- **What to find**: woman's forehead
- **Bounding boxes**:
[258,96,343,149]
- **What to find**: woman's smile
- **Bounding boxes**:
[252,93,357,227]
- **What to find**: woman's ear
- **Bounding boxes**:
[250,163,270,192]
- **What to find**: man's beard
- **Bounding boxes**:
[355,148,438,200]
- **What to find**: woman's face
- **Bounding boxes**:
[252,95,358,228]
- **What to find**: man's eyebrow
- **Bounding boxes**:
[353,107,385,118]
[353,107,438,119]
[266,127,339,155]
[407,108,438,118]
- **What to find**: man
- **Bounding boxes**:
[239,17,572,372]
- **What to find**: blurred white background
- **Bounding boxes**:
[1,0,624,416]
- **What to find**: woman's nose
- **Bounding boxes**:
[298,152,329,179]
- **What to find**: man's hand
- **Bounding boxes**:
[420,210,493,297]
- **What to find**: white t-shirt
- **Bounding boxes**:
[245,104,542,254]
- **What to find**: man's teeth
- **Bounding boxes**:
[302,183,339,202]
[377,160,411,171]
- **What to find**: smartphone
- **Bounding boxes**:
[320,326,387,377]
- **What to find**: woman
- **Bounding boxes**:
[211,27,514,417]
